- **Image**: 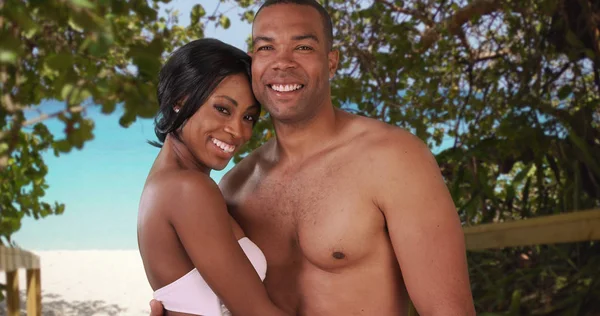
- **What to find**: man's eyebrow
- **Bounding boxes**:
[292,34,319,43]
[252,34,320,46]
[215,95,238,106]
[252,36,274,46]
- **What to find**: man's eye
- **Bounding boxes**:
[257,46,273,51]
[297,46,313,50]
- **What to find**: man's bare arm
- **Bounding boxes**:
[374,130,475,315]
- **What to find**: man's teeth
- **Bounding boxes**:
[212,138,235,153]
[270,84,303,92]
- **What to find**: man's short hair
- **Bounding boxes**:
[254,0,334,50]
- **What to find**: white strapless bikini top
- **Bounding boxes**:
[153,237,267,316]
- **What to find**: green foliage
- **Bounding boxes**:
[1,0,599,313]
[0,0,211,245]
[0,124,63,244]
[220,0,600,313]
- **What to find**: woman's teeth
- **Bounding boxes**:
[270,84,303,92]
[212,138,235,153]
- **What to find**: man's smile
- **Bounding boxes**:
[268,84,304,92]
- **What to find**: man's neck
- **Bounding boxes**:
[272,103,342,164]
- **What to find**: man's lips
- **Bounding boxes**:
[267,83,304,92]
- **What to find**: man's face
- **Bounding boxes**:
[251,4,338,123]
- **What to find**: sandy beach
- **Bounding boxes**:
[0,250,153,316]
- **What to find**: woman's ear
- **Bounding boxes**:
[173,97,187,113]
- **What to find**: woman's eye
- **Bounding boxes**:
[214,105,230,115]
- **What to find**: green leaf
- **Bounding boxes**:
[242,10,255,22]
[61,84,75,101]
[557,85,572,100]
[584,49,596,60]
[69,0,95,9]
[45,53,74,71]
[190,4,206,26]
[565,31,582,48]
[0,50,17,64]
[53,140,73,154]
[219,15,231,29]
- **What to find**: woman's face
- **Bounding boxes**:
[177,73,260,171]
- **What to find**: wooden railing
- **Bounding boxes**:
[0,245,41,316]
[407,208,600,316]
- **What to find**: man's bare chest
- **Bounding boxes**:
[231,164,386,270]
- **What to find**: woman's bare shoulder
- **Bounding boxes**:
[142,168,226,216]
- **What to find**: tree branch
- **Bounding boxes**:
[419,0,503,51]
[473,48,510,62]
[375,0,435,27]
[22,105,86,127]
[542,62,571,94]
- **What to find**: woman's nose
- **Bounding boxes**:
[224,120,242,138]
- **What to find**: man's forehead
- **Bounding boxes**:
[252,5,324,39]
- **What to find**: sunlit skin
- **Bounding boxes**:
[250,5,338,129]
[172,74,260,173]
[148,3,475,316]
[139,74,289,316]
[220,4,474,315]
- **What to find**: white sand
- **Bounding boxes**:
[0,250,153,316]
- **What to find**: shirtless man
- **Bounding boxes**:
[151,0,475,314]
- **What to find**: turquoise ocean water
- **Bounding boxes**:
[12,0,251,250]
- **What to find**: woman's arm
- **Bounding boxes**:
[161,171,287,316]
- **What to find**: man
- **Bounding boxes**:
[151,0,475,314]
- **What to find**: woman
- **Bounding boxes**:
[137,38,286,316]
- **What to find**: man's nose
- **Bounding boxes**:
[272,49,297,70]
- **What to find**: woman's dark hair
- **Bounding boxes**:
[150,38,256,147]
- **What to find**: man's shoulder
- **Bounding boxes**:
[348,114,430,158]
[342,114,440,185]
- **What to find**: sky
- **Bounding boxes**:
[12,0,254,250]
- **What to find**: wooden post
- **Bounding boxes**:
[27,268,42,316]
[6,270,20,316]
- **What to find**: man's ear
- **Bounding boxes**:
[328,49,340,79]
[247,51,253,58]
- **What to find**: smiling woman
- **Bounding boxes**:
[137,38,288,316]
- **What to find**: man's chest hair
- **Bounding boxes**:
[243,173,385,268]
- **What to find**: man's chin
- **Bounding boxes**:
[269,111,309,124]
[265,98,300,111]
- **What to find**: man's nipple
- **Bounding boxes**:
[332,251,346,259]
